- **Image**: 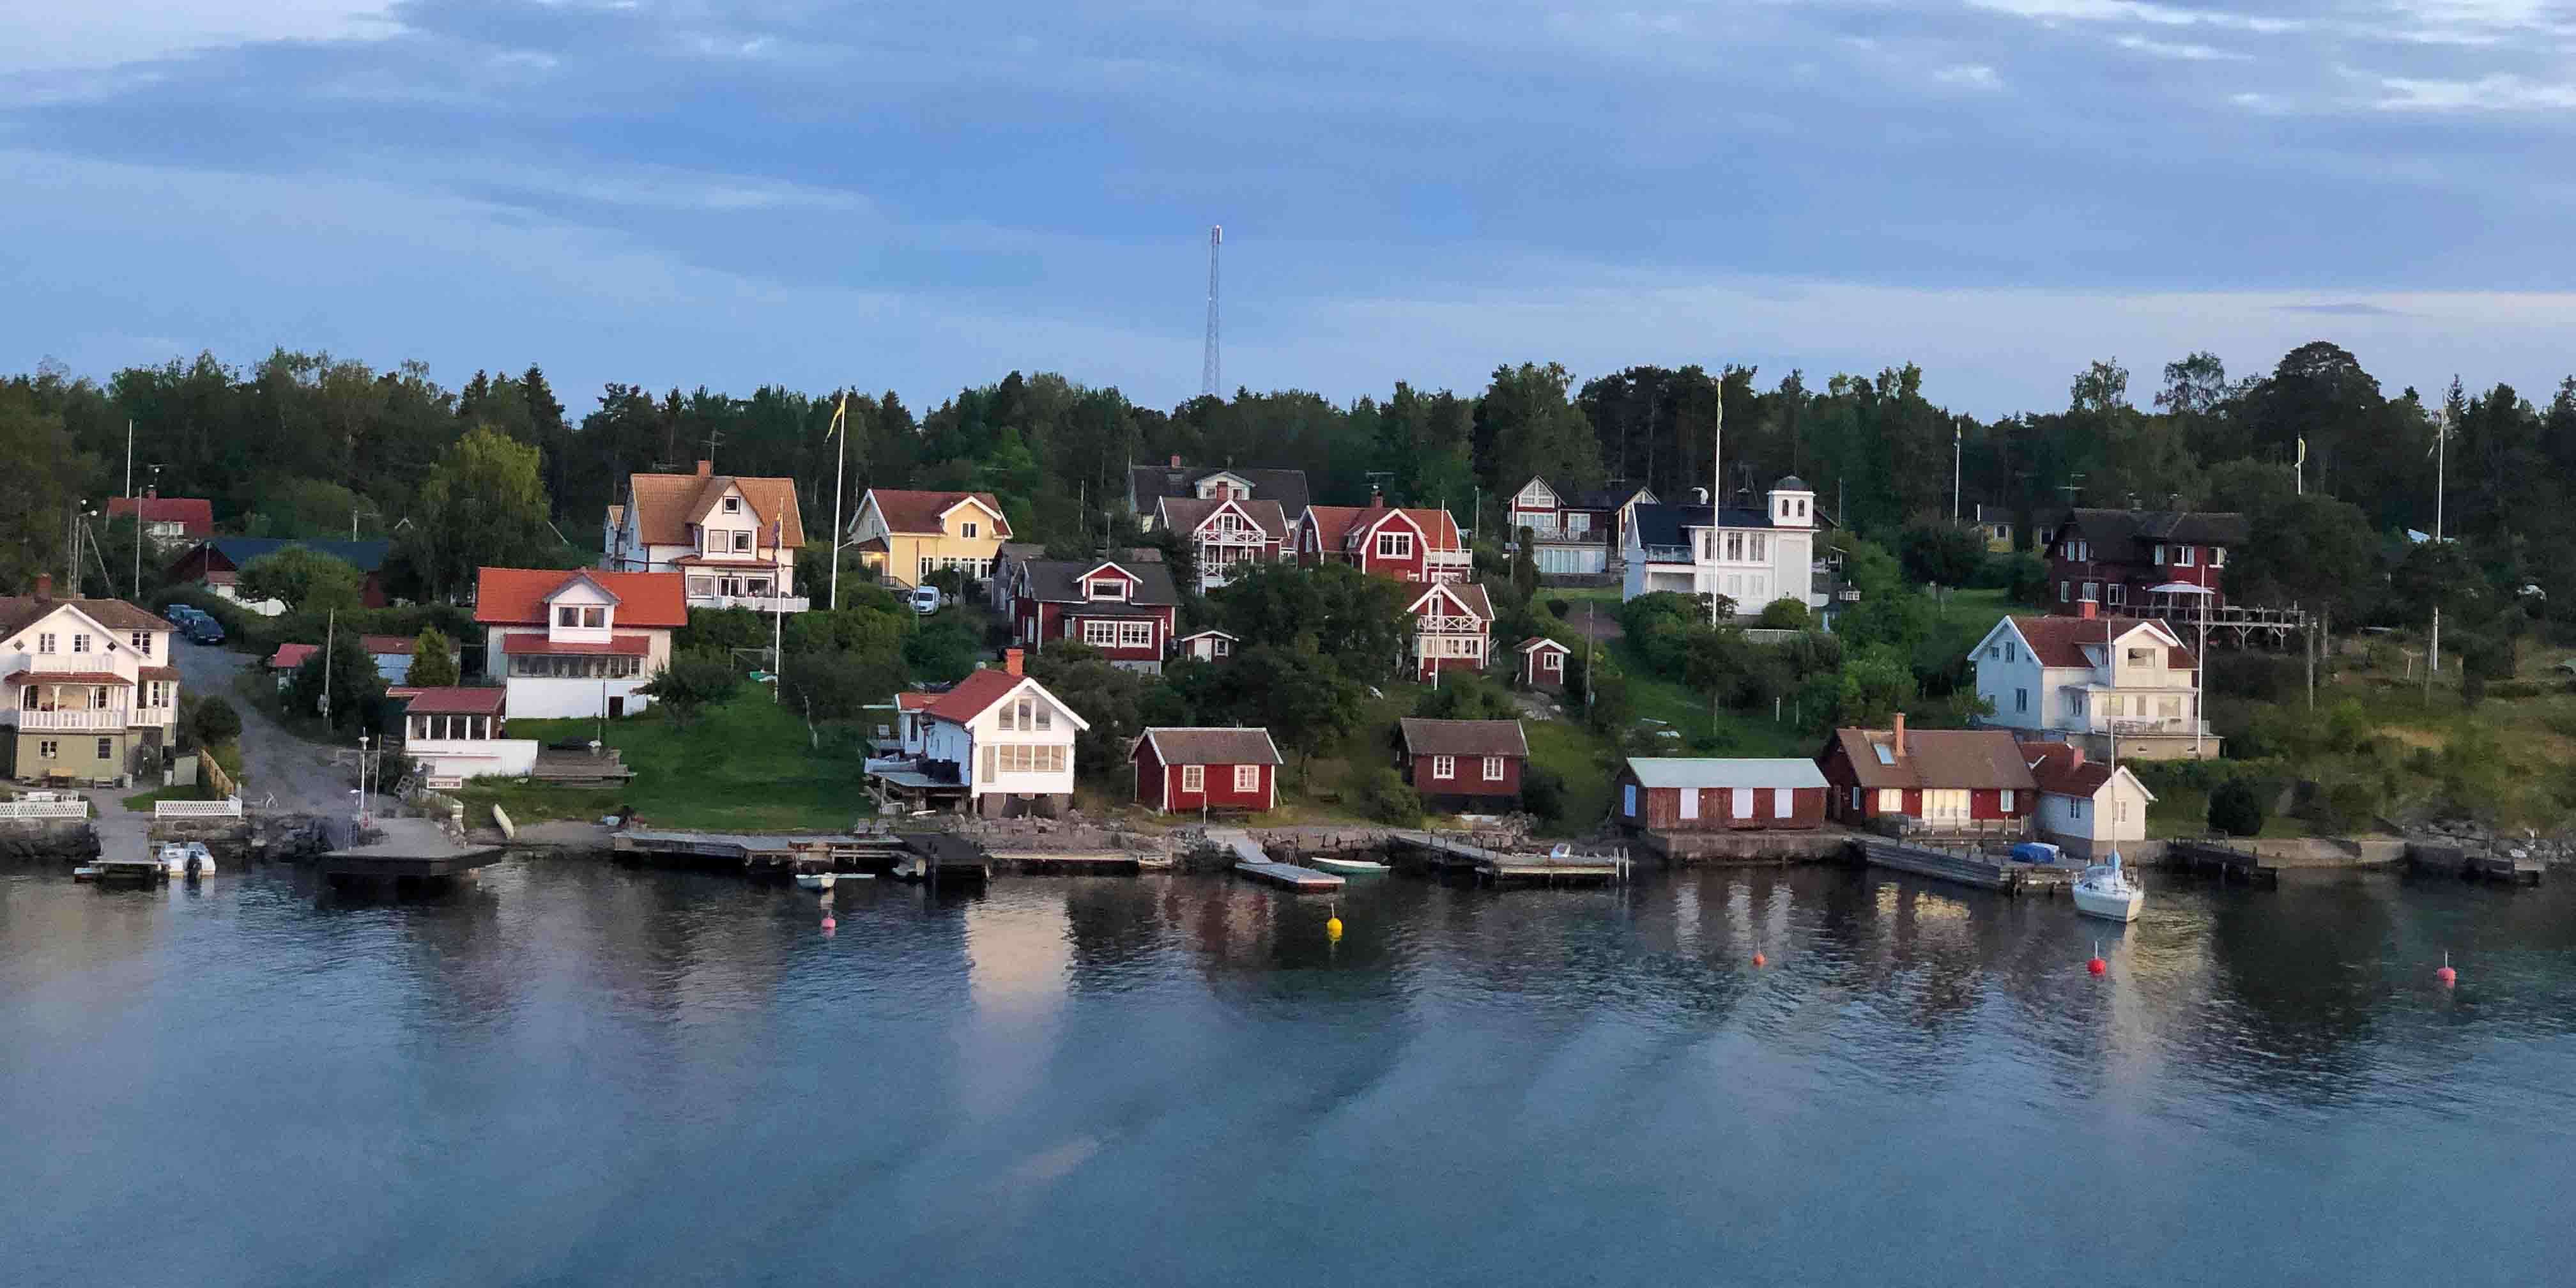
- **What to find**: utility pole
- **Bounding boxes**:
[1952,424,1961,523]
[1710,395,1723,630]
[2428,410,2446,686]
[828,391,849,612]
[322,610,336,724]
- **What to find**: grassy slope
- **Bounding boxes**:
[457,696,875,832]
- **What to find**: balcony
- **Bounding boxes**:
[6,707,134,731]
[687,593,811,613]
[1414,613,1489,634]
[1637,544,1694,565]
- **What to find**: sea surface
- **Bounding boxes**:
[4,859,2572,1287]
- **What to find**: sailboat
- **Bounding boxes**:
[2073,848,2144,923]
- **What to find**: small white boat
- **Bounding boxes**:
[795,872,836,891]
[1308,855,1388,875]
[72,865,100,882]
[2073,850,2143,923]
[157,842,217,878]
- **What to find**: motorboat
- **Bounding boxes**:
[2072,850,2143,923]
[795,872,836,891]
[1308,854,1389,875]
[157,841,217,878]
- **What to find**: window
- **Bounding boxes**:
[1775,788,1793,819]
[723,496,740,513]
[2153,544,2166,564]
[1087,578,1128,601]
[2082,581,2099,604]
[1181,764,1205,793]
[987,744,1068,776]
[96,737,114,761]
[2106,583,2125,606]
[730,531,751,553]
[2005,642,2018,663]
[2071,797,2087,819]
[1624,783,1638,816]
[2117,799,2130,824]
[1922,789,1969,822]
[1081,619,1119,648]
[2159,697,2182,720]
[71,634,89,654]
[2057,582,2069,604]
[1876,788,1902,813]
[962,521,979,539]
[1872,742,1894,766]
[36,632,55,654]
[2016,688,2028,714]
[583,607,605,629]
[558,606,581,627]
[130,631,152,656]
[1212,637,1232,657]
[1234,764,1261,792]
[1432,755,1455,779]
[688,575,715,597]
[2210,546,2226,567]
[2176,546,2195,567]
[1725,532,1744,561]
[37,739,57,759]
[1376,531,1414,559]
[747,578,770,595]
[1749,533,1766,562]
[1851,786,1862,810]
[1678,787,1699,820]
[1542,651,1561,673]
[2000,790,2015,812]
[1482,756,1503,781]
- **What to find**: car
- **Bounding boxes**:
[163,605,206,627]
[910,585,944,615]
[183,618,225,645]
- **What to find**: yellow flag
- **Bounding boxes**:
[826,391,847,438]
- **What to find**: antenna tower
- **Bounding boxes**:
[1202,225,1222,399]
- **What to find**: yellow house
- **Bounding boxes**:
[847,489,1015,588]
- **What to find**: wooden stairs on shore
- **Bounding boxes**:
[532,748,635,785]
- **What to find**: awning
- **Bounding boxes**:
[2147,582,2214,595]
[502,632,653,656]
[4,671,132,686]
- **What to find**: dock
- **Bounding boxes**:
[985,850,1160,875]
[2166,838,2283,889]
[319,818,506,882]
[1385,831,1629,886]
[2407,840,2545,887]
[889,832,990,883]
[615,829,905,877]
[90,855,178,882]
[1233,858,1346,892]
[1856,838,2073,896]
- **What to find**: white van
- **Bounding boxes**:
[910,585,944,615]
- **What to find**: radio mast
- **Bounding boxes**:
[1202,225,1222,399]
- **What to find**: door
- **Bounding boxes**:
[608,696,625,719]
[1775,788,1793,820]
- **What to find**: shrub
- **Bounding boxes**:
[2209,776,2266,836]
[190,696,243,748]
[1756,597,1809,630]
[1520,762,1565,826]
[1347,765,1421,824]
[1544,598,1570,619]
[640,650,744,725]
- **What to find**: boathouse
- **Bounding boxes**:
[1819,714,2035,832]
[1131,726,1282,814]
[1613,757,1828,831]
[1395,718,1528,811]
[2021,740,2156,859]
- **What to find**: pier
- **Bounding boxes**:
[1233,858,1346,891]
[2407,840,2545,887]
[1385,831,1629,886]
[890,832,990,883]
[319,818,506,883]
[2166,838,2283,888]
[614,829,906,877]
[1856,838,2073,896]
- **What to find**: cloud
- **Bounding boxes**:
[1934,64,2006,91]
[2378,73,2576,112]
[1968,0,2301,34]
[2276,302,2400,317]
[2113,34,2252,61]
[8,1,404,73]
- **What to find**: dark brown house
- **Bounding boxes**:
[1818,714,2036,831]
[1613,758,1828,832]
[1396,717,1527,810]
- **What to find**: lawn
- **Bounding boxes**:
[456,695,878,832]
[121,783,209,811]
[1609,636,1817,756]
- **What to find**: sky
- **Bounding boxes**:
[6,1,2574,418]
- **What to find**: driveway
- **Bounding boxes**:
[169,640,355,813]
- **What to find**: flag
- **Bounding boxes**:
[2294,436,2306,467]
[825,392,847,438]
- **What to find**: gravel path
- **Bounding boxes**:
[170,640,353,813]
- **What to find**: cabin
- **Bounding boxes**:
[877,650,1089,817]
[1515,636,1569,689]
[1130,727,1282,814]
[1172,629,1238,663]
[1818,716,2035,833]
[107,490,214,550]
[1395,718,1527,811]
[1405,581,1494,682]
[1297,493,1473,583]
[1612,758,1828,831]
[1006,554,1181,675]
[2022,741,2157,859]
[397,687,538,788]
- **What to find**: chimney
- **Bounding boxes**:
[1002,647,1023,677]
[1169,454,1181,468]
[145,487,157,501]
[33,572,53,601]
[1892,711,1906,759]
[2064,742,2084,767]
[695,459,713,477]
[1368,485,1386,511]
[2078,596,2097,620]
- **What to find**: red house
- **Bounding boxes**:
[1405,581,1493,682]
[1515,636,1569,689]
[2044,506,2245,620]
[1613,758,1829,831]
[1131,727,1282,814]
[1818,716,2036,831]
[107,490,215,549]
[1395,718,1526,811]
[1297,493,1473,583]
[1008,555,1180,675]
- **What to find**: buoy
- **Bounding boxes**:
[2436,951,2456,988]
[821,914,837,937]
[2087,940,2106,976]
[1326,915,1344,940]
[1751,951,1767,968]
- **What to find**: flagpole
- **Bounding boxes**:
[829,392,848,612]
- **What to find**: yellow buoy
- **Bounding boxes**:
[1326,916,1344,940]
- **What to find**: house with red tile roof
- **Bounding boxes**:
[1970,609,2216,761]
[603,460,809,612]
[396,687,537,787]
[1,576,181,784]
[473,567,686,719]
[869,649,1091,816]
[847,488,1013,589]
[107,490,215,550]
[1295,492,1471,584]
[2020,740,2156,859]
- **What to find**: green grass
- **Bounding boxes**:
[1524,718,1616,829]
[121,783,209,811]
[1609,637,1818,756]
[456,695,878,832]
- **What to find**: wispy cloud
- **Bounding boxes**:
[2378,73,2576,112]
[2113,34,2251,61]
[9,2,404,73]
[1935,64,2006,91]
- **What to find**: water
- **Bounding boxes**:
[5,861,2572,1287]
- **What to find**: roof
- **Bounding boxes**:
[1526,478,1655,511]
[921,668,1091,730]
[1828,726,2036,792]
[4,670,132,686]
[1517,636,1570,654]
[2021,742,2157,802]
[0,595,175,638]
[502,632,654,656]
[1397,718,1529,758]
[1018,557,1181,606]
[1630,502,1778,550]
[402,687,507,716]
[1623,758,1828,790]
[2058,507,2247,552]
[360,635,416,655]
[1129,463,1314,523]
[2002,615,2196,670]
[106,494,213,535]
[894,691,937,710]
[1774,475,1811,492]
[862,489,1012,537]
[1409,581,1494,620]
[474,567,686,627]
[1174,628,1238,641]
[1158,496,1290,543]
[1138,727,1284,766]
[139,665,178,682]
[194,537,392,574]
[268,643,319,670]
[994,542,1047,563]
[1305,503,1466,557]
[624,468,806,547]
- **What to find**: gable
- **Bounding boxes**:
[1514,478,1558,508]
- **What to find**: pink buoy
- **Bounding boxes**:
[822,914,837,937]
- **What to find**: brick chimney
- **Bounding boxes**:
[33,572,53,601]
[1892,711,1906,759]
[2078,596,2097,620]
[1368,485,1386,511]
[695,459,713,477]
[2064,742,2084,767]
[1169,454,1181,468]
[1002,647,1023,677]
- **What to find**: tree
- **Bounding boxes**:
[1224,643,1364,774]
[1024,640,1148,776]
[1413,671,1519,721]
[190,695,242,747]
[397,425,556,601]
[236,546,367,613]
[1212,562,1411,682]
[249,477,363,538]
[0,379,92,593]
[1755,597,1810,629]
[285,634,388,733]
[1510,526,1538,601]
[1896,520,1984,587]
[408,627,459,688]
[2228,494,2375,618]
[640,650,742,726]
[2209,776,2266,836]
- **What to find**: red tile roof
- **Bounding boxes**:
[625,468,806,547]
[474,568,687,627]
[1305,503,1464,556]
[360,635,416,655]
[2008,615,2196,670]
[2021,741,2113,798]
[403,687,507,716]
[924,668,1025,723]
[106,494,214,536]
[269,643,319,670]
[864,489,1011,537]
[502,632,654,656]
[894,691,937,710]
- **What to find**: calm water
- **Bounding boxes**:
[5,859,2572,1287]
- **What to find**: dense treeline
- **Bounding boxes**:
[8,342,2575,617]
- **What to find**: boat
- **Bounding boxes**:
[72,865,100,882]
[155,842,217,878]
[2072,850,2143,923]
[795,872,836,891]
[1308,854,1389,875]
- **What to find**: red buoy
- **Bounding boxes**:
[822,914,837,937]
[1751,951,1767,968]
[2436,951,2456,988]
[2087,940,2106,976]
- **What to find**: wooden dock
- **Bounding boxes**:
[615,829,905,877]
[2407,840,2545,887]
[2167,838,2283,889]
[1385,831,1629,886]
[1233,858,1346,892]
[986,850,1153,875]
[1857,839,2073,896]
[890,832,989,883]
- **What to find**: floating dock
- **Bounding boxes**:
[1384,832,1629,886]
[1857,838,2073,896]
[985,850,1162,875]
[1233,859,1346,892]
[2166,838,2283,888]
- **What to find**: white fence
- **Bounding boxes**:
[155,797,245,819]
[0,799,89,820]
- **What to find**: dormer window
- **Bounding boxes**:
[1087,578,1128,601]
[723,496,741,514]
[557,606,605,629]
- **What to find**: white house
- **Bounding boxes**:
[1970,608,2218,761]
[2023,741,2156,858]
[473,567,686,720]
[602,461,808,612]
[899,650,1089,816]
[398,687,539,788]
[1,576,180,784]
[1621,477,1823,615]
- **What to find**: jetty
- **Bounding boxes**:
[1207,827,1343,891]
[2408,839,2545,887]
[1384,831,1629,886]
[319,818,506,883]
[889,832,990,884]
[985,850,1163,875]
[1855,838,2073,896]
[614,829,905,877]
[2166,838,2284,888]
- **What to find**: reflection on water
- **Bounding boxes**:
[4,861,2573,1287]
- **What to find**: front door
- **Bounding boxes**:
[608,696,625,719]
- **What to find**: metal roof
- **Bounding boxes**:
[1623,757,1827,790]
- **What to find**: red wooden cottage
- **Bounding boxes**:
[1613,758,1828,832]
[1818,714,2036,831]
[1131,727,1282,814]
[1395,718,1527,811]
[1170,629,1238,663]
[1008,554,1181,675]
[1516,636,1569,689]
[1297,493,1473,583]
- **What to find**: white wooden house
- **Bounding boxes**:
[1970,608,2217,760]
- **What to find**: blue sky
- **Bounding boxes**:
[6,1,2573,417]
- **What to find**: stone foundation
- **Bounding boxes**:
[1632,829,1855,867]
[0,817,99,864]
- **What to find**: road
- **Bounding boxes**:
[169,639,356,813]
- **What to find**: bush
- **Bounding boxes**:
[640,650,744,725]
[2209,777,2266,836]
[1544,598,1570,619]
[190,696,242,748]
[1347,764,1421,824]
[1755,597,1809,630]
[1521,762,1566,825]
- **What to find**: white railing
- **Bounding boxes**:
[18,656,125,675]
[688,593,811,613]
[1415,613,1488,634]
[6,708,131,730]
[0,799,88,819]
[155,797,243,819]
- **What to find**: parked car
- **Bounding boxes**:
[163,604,206,628]
[183,617,225,645]
[910,585,944,615]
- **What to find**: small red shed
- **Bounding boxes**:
[1516,636,1569,689]
[1131,726,1282,814]
[1613,758,1828,832]
[1395,717,1527,810]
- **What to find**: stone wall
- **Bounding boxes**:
[1632,828,1855,866]
[0,817,98,863]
